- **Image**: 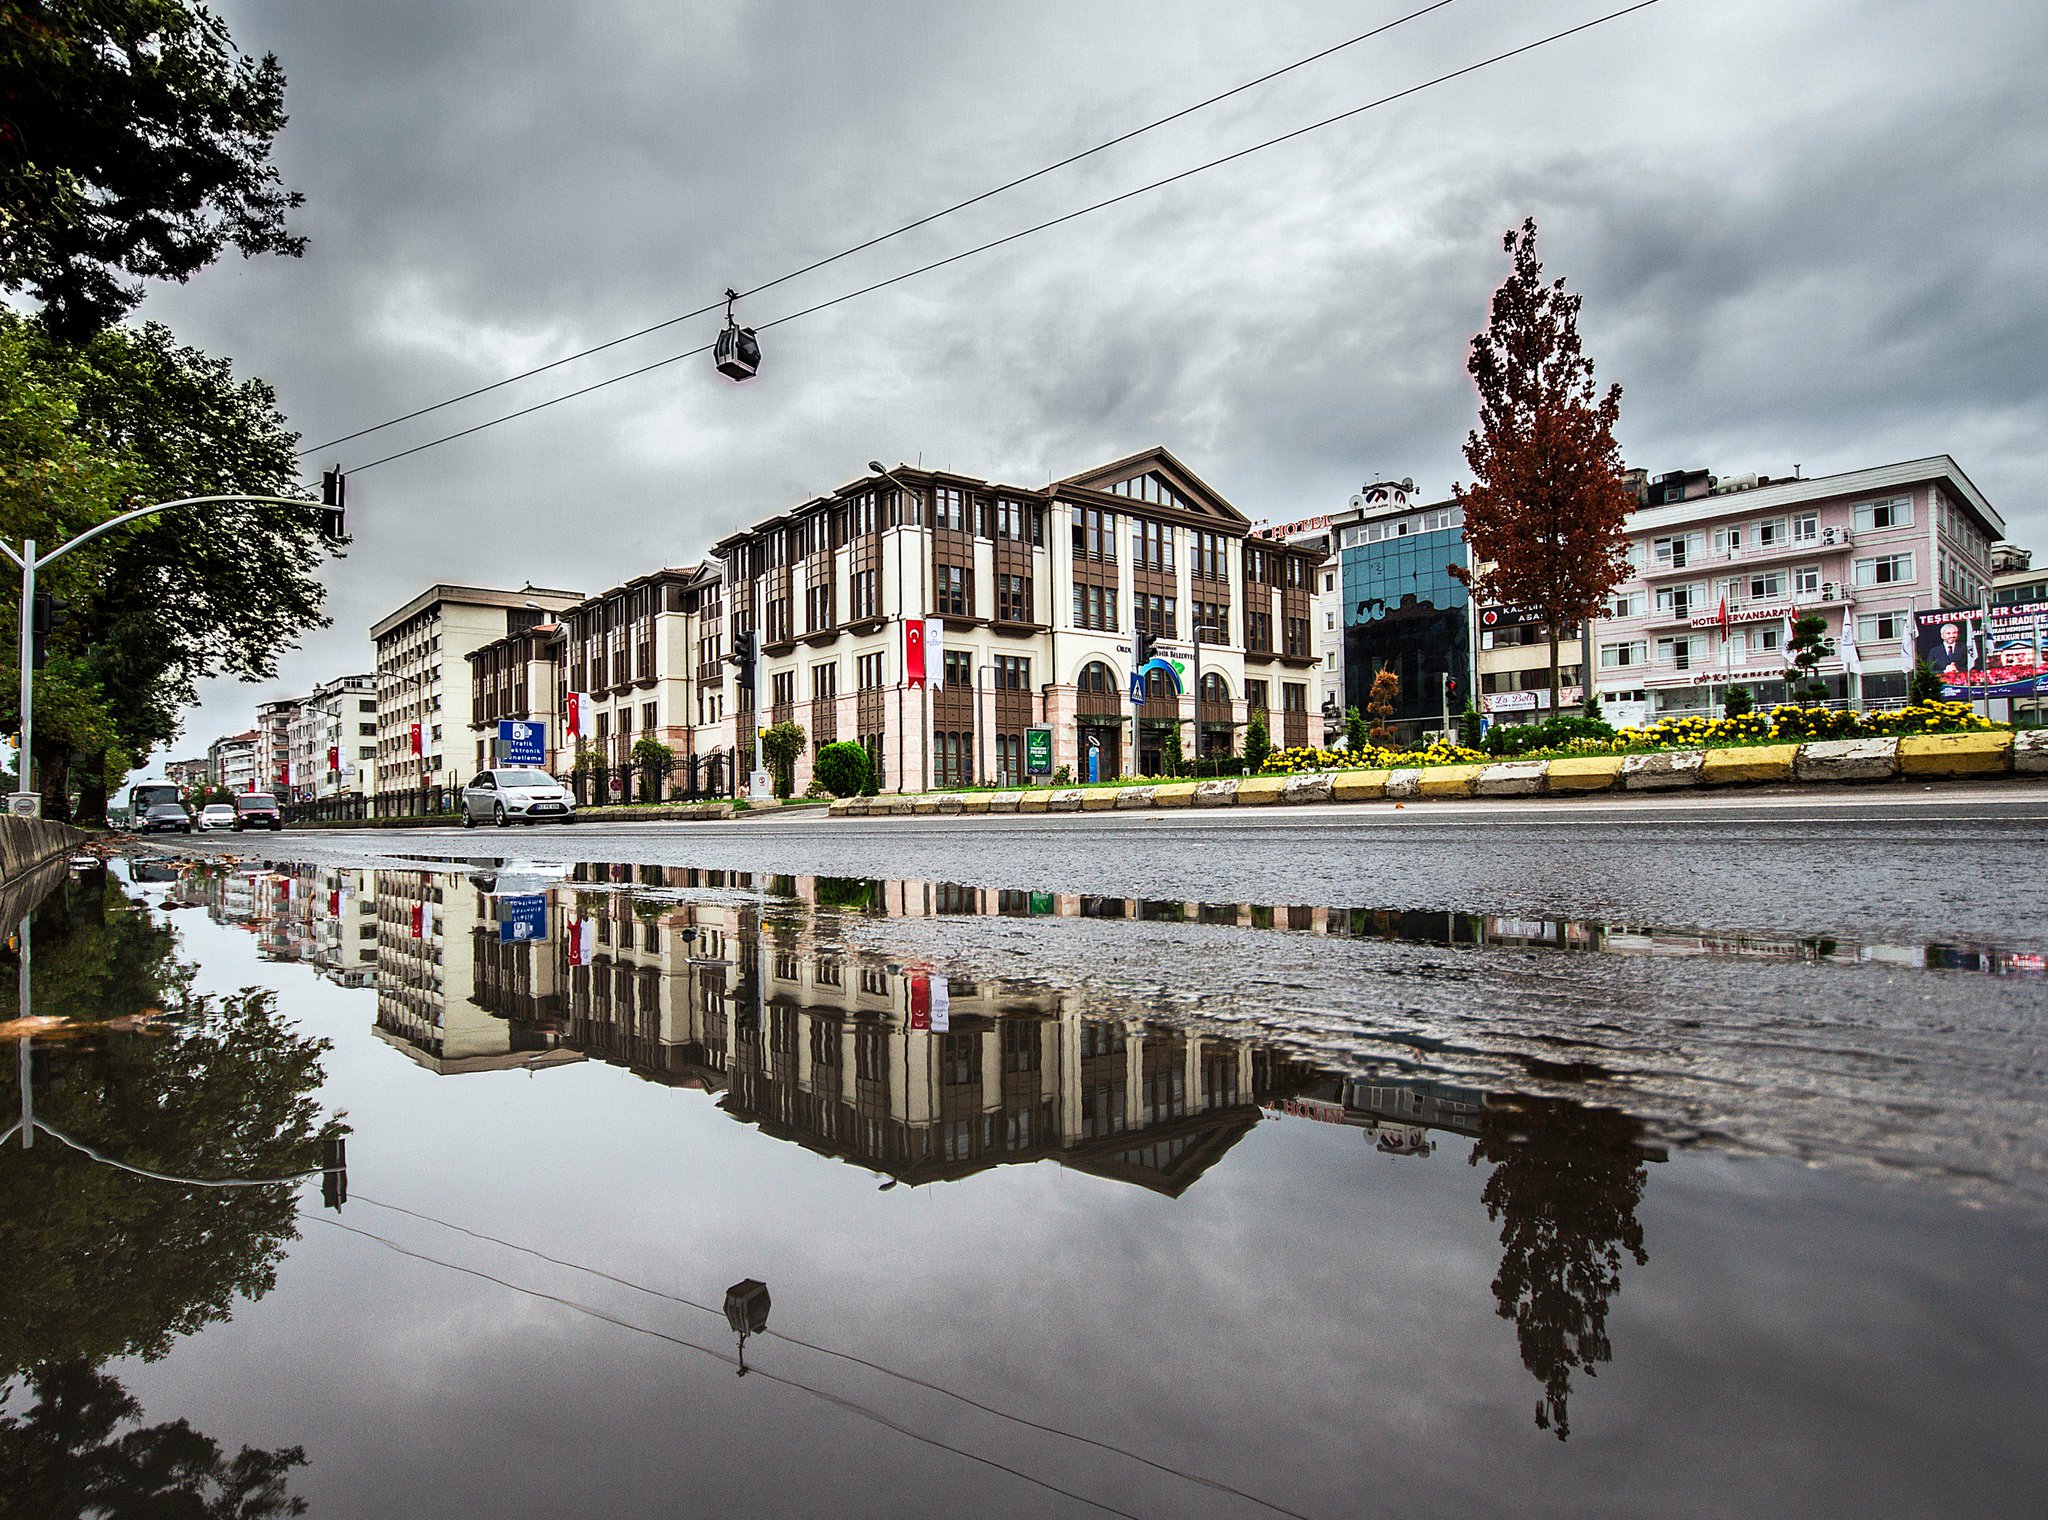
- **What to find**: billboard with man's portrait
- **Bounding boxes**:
[1915,607,2047,698]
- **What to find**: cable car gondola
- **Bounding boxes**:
[715,288,760,381]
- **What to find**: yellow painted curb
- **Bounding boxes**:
[913,796,942,815]
[1415,763,1486,798]
[1235,775,1291,806]
[1331,769,1390,802]
[1150,783,1197,808]
[957,793,991,814]
[1546,755,1625,792]
[1898,731,2013,776]
[1017,790,1051,813]
[1700,744,1800,785]
[1081,789,1120,811]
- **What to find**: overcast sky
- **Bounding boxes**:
[135,0,2047,761]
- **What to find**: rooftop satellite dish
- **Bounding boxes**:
[1400,478,1415,493]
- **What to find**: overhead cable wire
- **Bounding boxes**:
[295,0,1462,458]
[349,1191,1322,1520]
[346,0,1663,476]
[30,1119,334,1188]
[304,1212,1154,1520]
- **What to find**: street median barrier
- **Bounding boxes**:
[1475,760,1547,797]
[1546,755,1625,792]
[1047,789,1087,813]
[1897,731,2012,777]
[1080,787,1120,811]
[1192,779,1237,807]
[1115,785,1157,810]
[1150,782,1198,807]
[1332,769,1390,802]
[1235,776,1291,806]
[1416,763,1487,799]
[1621,749,1706,790]
[1795,736,1898,783]
[989,791,1023,813]
[2016,730,2048,773]
[1017,790,1052,813]
[1701,744,1800,785]
[1282,773,1334,805]
[1384,768,1424,799]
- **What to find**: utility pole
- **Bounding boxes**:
[3,489,342,817]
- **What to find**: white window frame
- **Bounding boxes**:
[1852,496,1913,532]
[1599,641,1647,670]
[1792,512,1819,543]
[1793,564,1822,596]
[1854,552,1914,588]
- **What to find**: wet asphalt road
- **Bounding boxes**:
[175,784,2048,947]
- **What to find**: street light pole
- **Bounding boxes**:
[1,494,325,816]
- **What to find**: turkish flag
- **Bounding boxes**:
[565,692,584,738]
[1717,596,1729,637]
[329,889,340,916]
[567,918,596,967]
[328,745,339,772]
[410,903,424,939]
[409,721,422,757]
[904,619,926,689]
[908,971,931,1030]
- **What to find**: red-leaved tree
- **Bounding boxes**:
[1452,220,1636,718]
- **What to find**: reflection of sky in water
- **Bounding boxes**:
[3,859,2044,1519]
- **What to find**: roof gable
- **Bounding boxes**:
[1056,448,1249,526]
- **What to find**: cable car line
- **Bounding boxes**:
[295,0,1461,458]
[346,0,1663,476]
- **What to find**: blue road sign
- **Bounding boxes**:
[499,719,545,764]
[498,893,548,944]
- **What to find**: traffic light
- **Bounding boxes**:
[319,466,348,543]
[1133,629,1157,670]
[321,1134,348,1211]
[729,631,756,690]
[30,591,70,670]
[1442,672,1461,704]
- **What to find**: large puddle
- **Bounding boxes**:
[2,852,2043,1518]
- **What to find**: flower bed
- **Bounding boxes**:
[1256,702,1998,775]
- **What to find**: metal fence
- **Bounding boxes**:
[282,750,742,825]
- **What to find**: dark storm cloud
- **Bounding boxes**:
[132,0,2048,755]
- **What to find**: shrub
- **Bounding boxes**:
[760,721,807,799]
[812,740,871,798]
[1344,705,1369,753]
[1052,764,1072,787]
[1908,658,1944,705]
[1856,700,1994,735]
[1243,709,1270,774]
[1366,669,1399,743]
[1723,685,1753,718]
[1484,712,1615,758]
[1458,700,1483,750]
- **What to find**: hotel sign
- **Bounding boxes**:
[1688,603,1791,630]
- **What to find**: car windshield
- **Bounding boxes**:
[238,794,277,807]
[147,804,184,817]
[496,771,555,788]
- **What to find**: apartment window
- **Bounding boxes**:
[1245,679,1268,712]
[1792,511,1819,543]
[1284,617,1310,657]
[997,573,1032,623]
[995,732,1023,786]
[358,722,377,737]
[806,581,832,632]
[1071,581,1116,632]
[936,563,971,617]
[1857,610,1908,643]
[1747,625,1782,657]
[851,492,877,536]
[1599,641,1647,670]
[811,663,837,700]
[933,730,972,788]
[770,671,795,707]
[1192,530,1228,582]
[1853,496,1912,532]
[1073,505,1117,562]
[1132,519,1175,571]
[1610,590,1647,619]
[1744,570,1786,601]
[994,655,1030,689]
[1854,552,1914,588]
[1652,532,1703,568]
[933,485,967,533]
[1282,683,1307,714]
[995,497,1027,541]
[1793,564,1822,596]
[850,568,878,621]
[943,650,972,689]
[1755,517,1789,547]
[1656,635,1703,670]
[1712,525,1744,556]
[1245,610,1272,652]
[1192,600,1228,643]
[766,598,792,643]
[1134,592,1176,640]
[1654,584,1702,618]
[857,652,885,690]
[641,701,657,734]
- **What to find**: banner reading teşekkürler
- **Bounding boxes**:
[1915,606,2048,698]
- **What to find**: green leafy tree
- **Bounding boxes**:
[812,740,871,798]
[760,721,807,798]
[629,736,673,802]
[1470,1097,1650,1441]
[0,0,307,340]
[1722,685,1753,718]
[1459,700,1484,749]
[1343,705,1369,752]
[1908,658,1943,705]
[0,313,332,821]
[1159,722,1184,778]
[1242,707,1270,774]
[0,1359,309,1518]
[1786,614,1834,704]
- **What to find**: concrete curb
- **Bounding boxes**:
[826,731,2043,818]
[0,815,87,884]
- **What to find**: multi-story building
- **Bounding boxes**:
[163,757,210,793]
[253,697,301,795]
[208,730,257,792]
[1592,456,2004,724]
[1325,480,1475,736]
[1993,543,2044,607]
[466,620,569,773]
[1251,515,1344,742]
[371,583,580,809]
[712,447,1325,791]
[281,675,377,801]
[548,565,721,783]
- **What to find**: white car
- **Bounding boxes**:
[198,803,237,831]
[460,768,576,827]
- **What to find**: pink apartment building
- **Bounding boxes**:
[1594,455,2004,725]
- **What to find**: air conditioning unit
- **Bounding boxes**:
[1821,581,1839,600]
[1820,526,1843,546]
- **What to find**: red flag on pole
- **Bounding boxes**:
[907,971,931,1030]
[1717,596,1729,638]
[904,619,926,689]
[409,721,422,757]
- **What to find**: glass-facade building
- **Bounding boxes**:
[1339,503,1470,727]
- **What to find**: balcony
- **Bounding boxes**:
[1637,529,1852,581]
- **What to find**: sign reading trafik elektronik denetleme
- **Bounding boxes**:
[498,720,546,765]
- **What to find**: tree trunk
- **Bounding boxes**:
[1549,625,1563,721]
[35,741,70,822]
[73,749,108,827]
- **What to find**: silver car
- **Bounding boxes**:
[460,768,576,827]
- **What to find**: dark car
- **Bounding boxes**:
[233,793,284,831]
[140,802,192,834]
